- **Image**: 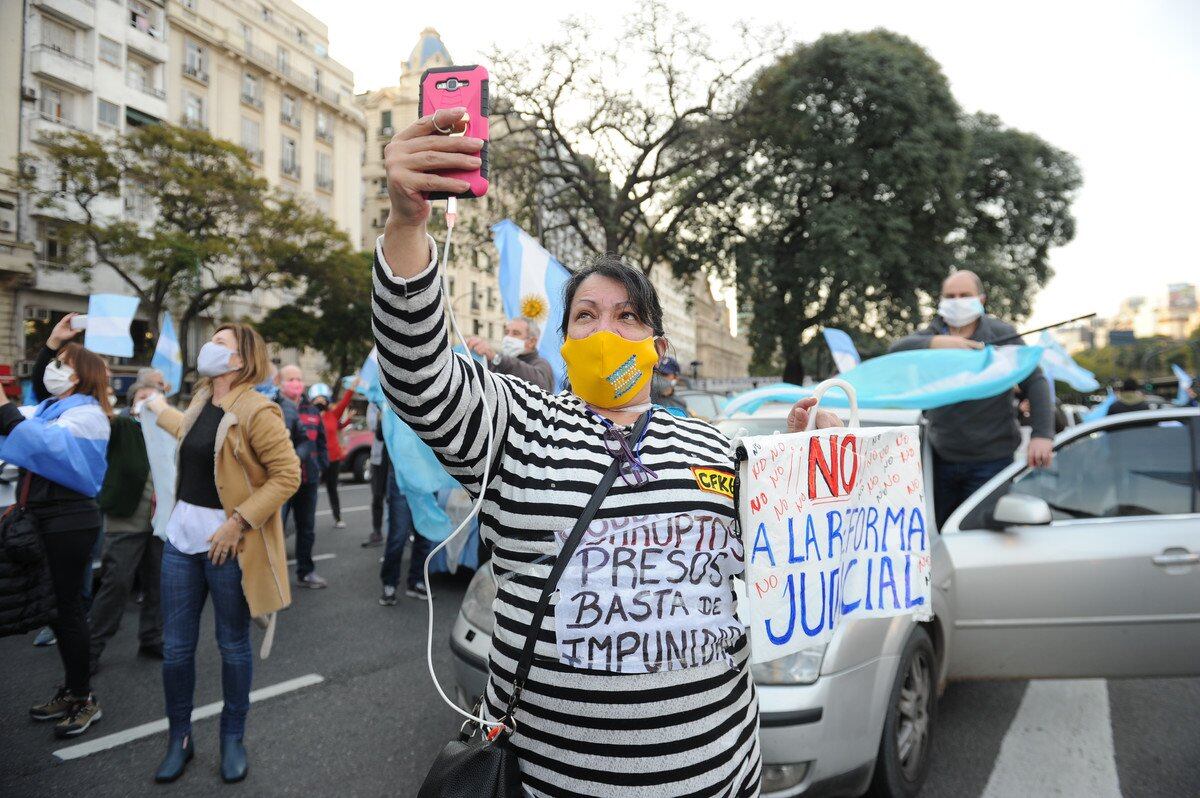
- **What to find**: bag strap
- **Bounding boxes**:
[502,410,652,722]
[17,471,32,509]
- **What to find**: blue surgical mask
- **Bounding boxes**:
[196,341,236,377]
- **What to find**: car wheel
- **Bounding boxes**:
[867,626,936,798]
[351,450,371,484]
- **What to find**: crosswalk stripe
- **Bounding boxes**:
[51,674,325,761]
[981,679,1121,798]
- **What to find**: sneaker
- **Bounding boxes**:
[33,626,56,647]
[297,572,328,589]
[360,532,383,548]
[379,586,397,606]
[139,643,164,660]
[334,520,346,529]
[55,694,102,738]
[30,687,76,721]
[405,583,430,600]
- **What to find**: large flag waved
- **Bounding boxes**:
[151,313,183,396]
[723,345,1046,414]
[1172,364,1194,406]
[1037,331,1099,392]
[493,219,570,391]
[84,294,140,358]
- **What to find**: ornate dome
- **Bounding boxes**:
[404,28,452,74]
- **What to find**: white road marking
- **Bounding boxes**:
[52,674,325,762]
[981,679,1121,798]
[286,553,337,566]
[315,504,370,518]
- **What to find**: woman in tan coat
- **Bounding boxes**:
[145,323,300,785]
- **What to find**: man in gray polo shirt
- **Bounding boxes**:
[466,316,555,392]
[891,270,1054,526]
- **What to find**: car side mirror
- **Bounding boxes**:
[990,494,1052,528]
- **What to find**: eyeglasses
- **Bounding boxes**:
[602,424,658,486]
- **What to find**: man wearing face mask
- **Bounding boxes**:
[651,356,689,416]
[276,364,329,588]
[465,316,554,392]
[891,270,1054,527]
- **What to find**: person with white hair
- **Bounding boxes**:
[465,316,554,391]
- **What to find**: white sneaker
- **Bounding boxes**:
[333,520,346,529]
[297,573,328,589]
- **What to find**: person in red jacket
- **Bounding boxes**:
[308,379,357,529]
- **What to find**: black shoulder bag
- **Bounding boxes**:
[1,473,43,564]
[417,411,651,798]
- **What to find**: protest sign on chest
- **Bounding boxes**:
[736,380,933,664]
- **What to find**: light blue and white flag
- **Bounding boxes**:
[1172,364,1194,406]
[493,219,571,391]
[1037,331,1099,392]
[1083,388,1117,422]
[84,294,140,358]
[139,407,178,540]
[151,313,183,396]
[352,347,379,396]
[721,345,1046,415]
[0,394,109,496]
[822,328,862,374]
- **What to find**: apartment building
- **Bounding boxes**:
[358,29,508,343]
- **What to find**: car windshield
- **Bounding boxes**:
[681,392,723,420]
[713,417,788,438]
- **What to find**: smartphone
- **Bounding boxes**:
[419,65,489,199]
[70,315,88,331]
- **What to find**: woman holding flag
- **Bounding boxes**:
[375,109,840,797]
[0,313,112,738]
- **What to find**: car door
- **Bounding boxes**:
[941,412,1200,679]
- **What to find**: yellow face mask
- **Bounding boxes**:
[561,330,660,409]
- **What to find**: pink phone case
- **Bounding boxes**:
[419,65,489,199]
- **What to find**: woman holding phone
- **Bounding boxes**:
[374,108,840,797]
[144,323,299,784]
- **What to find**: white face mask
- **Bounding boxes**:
[197,341,237,377]
[43,360,76,397]
[938,297,985,328]
[500,335,526,358]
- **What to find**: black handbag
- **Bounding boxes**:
[417,412,651,798]
[1,473,43,565]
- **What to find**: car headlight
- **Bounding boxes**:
[751,646,825,685]
[459,565,496,635]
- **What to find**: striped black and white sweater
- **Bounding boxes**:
[372,237,761,798]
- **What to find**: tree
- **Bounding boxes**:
[487,1,782,271]
[257,249,374,385]
[667,30,1080,381]
[19,124,353,374]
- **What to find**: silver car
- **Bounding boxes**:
[449,407,1200,797]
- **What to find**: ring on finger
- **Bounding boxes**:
[432,118,455,135]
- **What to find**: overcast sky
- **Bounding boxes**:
[301,0,1200,328]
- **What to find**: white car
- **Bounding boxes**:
[450,404,1200,797]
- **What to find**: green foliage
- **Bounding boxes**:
[666,30,1081,380]
[19,124,353,376]
[1073,338,1199,384]
[258,249,374,384]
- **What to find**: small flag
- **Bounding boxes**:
[84,294,140,358]
[822,328,862,374]
[354,347,379,395]
[1038,331,1099,392]
[151,313,183,397]
[1083,388,1116,422]
[493,219,570,391]
[1172,364,1194,406]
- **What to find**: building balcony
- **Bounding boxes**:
[245,148,263,165]
[281,161,300,180]
[126,24,169,64]
[180,114,207,131]
[315,176,333,192]
[30,45,94,93]
[240,92,263,110]
[125,75,165,100]
[32,0,95,29]
[280,112,301,129]
[316,128,333,144]
[182,62,209,84]
[32,111,91,142]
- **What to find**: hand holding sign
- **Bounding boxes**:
[737,380,932,664]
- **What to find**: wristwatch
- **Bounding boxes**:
[491,353,503,367]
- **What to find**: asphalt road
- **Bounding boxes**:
[1,481,1197,797]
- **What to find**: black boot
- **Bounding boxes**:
[220,736,248,783]
[154,733,194,783]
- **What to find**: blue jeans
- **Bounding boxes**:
[291,481,319,578]
[933,451,1012,528]
[380,474,431,590]
[160,541,252,740]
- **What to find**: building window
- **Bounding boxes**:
[472,319,482,336]
[240,116,261,159]
[238,21,252,47]
[39,222,66,264]
[486,286,495,310]
[184,41,207,81]
[260,4,272,21]
[41,17,75,55]
[380,110,392,132]
[281,136,298,177]
[182,91,205,128]
[98,99,120,129]
[126,58,150,92]
[277,46,288,73]
[99,36,122,66]
[488,323,494,340]
[281,94,300,127]
[39,85,71,123]
[241,72,261,107]
[448,276,455,297]
[313,67,322,93]
[315,151,332,190]
[129,0,159,37]
[470,282,479,311]
[316,110,331,141]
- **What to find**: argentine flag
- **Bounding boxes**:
[822,328,862,374]
[151,313,183,396]
[493,219,570,391]
[353,347,379,395]
[1172,364,1194,406]
[84,294,140,358]
[1037,331,1099,392]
